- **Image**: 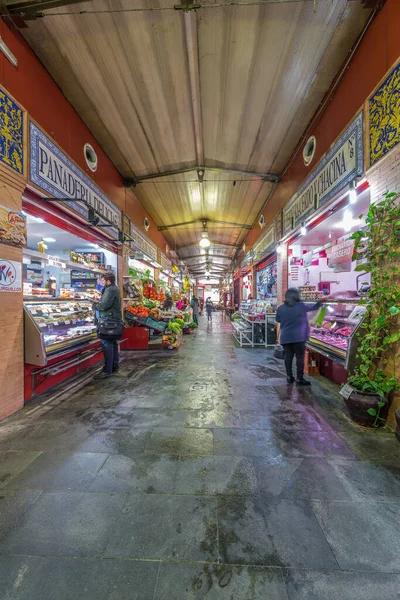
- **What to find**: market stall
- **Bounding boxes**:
[231,299,276,348]
[22,195,119,401]
[123,268,197,350]
[284,183,371,384]
[256,255,277,302]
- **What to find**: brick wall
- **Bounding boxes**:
[0,165,26,421]
[366,145,400,429]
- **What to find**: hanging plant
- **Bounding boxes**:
[344,191,400,427]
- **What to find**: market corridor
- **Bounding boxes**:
[1,313,400,599]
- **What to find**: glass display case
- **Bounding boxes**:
[307,300,366,362]
[24,298,97,366]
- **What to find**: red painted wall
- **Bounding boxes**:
[0,21,167,251]
[246,0,400,248]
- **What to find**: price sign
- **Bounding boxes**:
[48,256,66,268]
[339,383,354,400]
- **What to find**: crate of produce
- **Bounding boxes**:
[162,330,183,349]
[146,317,167,332]
[124,311,148,325]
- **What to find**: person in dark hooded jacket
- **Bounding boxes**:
[276,288,324,386]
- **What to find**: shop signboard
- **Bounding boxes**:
[0,203,27,247]
[0,259,22,292]
[29,121,122,239]
[160,252,172,272]
[130,222,158,262]
[330,235,355,272]
[241,251,253,269]
[254,225,275,262]
[283,113,363,235]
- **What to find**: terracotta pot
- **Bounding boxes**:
[344,390,389,428]
[395,408,400,442]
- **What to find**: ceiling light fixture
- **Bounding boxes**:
[199,220,211,248]
[0,37,18,68]
[300,222,307,236]
[276,242,282,254]
[43,237,56,242]
[199,232,211,248]
[349,180,357,205]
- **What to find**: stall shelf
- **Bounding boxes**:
[23,248,107,276]
[232,300,277,348]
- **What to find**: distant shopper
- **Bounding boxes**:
[163,294,173,311]
[205,297,213,322]
[181,294,189,310]
[190,295,199,325]
[275,288,323,386]
[93,272,122,379]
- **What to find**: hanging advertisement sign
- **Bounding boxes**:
[0,259,22,292]
[330,236,355,272]
[29,121,122,239]
[303,251,313,268]
[0,204,27,247]
[283,113,363,234]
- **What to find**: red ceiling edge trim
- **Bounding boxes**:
[23,188,118,254]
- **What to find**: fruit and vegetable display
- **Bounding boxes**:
[162,329,183,349]
[167,321,182,334]
[123,268,195,348]
[143,282,158,300]
[126,305,150,318]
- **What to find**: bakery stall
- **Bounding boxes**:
[22,197,118,401]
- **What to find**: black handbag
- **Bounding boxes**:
[273,344,285,360]
[97,317,125,340]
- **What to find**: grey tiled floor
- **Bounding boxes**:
[1,313,400,599]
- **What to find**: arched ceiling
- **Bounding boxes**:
[17,0,374,274]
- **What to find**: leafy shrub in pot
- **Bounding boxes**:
[345,192,400,428]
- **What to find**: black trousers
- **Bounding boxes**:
[282,342,306,379]
[100,339,119,375]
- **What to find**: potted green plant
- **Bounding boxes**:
[344,191,400,428]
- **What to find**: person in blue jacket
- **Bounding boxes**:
[276,288,323,386]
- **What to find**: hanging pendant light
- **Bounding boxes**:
[199,231,211,248]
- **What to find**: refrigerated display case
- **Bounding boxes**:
[24,298,97,366]
[307,301,366,363]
